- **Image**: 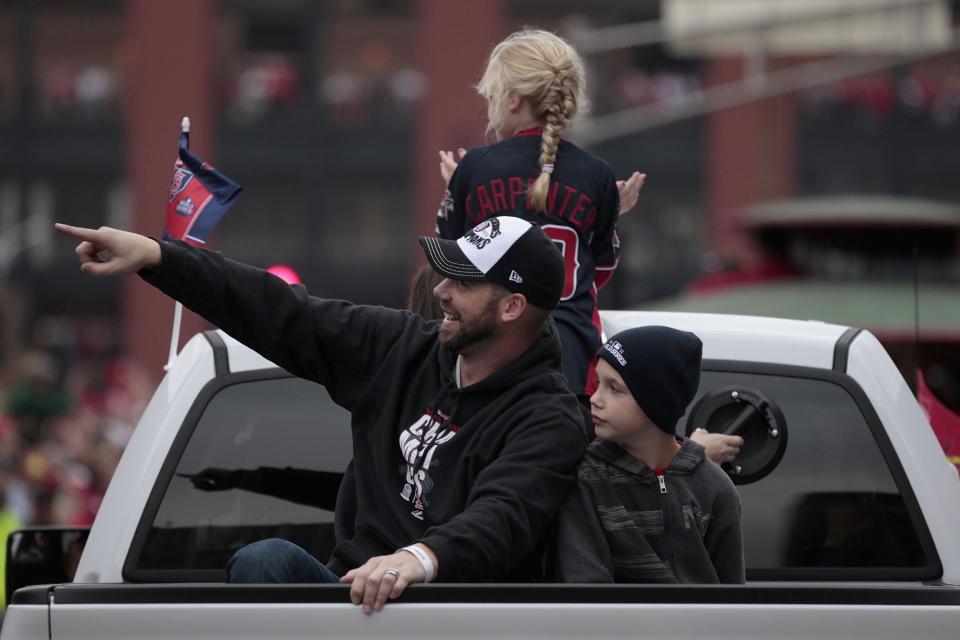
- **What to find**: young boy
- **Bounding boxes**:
[554,326,745,583]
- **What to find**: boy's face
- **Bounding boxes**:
[590,359,657,445]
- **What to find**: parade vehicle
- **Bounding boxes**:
[4,310,960,639]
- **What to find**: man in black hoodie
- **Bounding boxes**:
[56,215,588,614]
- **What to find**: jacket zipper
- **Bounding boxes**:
[658,471,672,577]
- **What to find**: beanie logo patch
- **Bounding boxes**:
[603,340,627,366]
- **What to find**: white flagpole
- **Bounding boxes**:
[164,116,191,372]
[164,301,183,372]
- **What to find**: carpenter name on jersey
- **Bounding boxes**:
[436,131,621,395]
[462,177,600,233]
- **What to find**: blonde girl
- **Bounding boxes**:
[436,28,643,398]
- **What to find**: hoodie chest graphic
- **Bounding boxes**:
[399,408,460,520]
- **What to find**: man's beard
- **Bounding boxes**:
[437,297,500,354]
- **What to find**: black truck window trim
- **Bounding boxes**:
[201,330,230,377]
[702,358,942,582]
[122,367,295,583]
[832,327,863,373]
[38,583,960,607]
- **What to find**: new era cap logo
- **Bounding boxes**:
[508,270,523,284]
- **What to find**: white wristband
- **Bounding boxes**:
[401,544,435,583]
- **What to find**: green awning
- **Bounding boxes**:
[646,279,960,340]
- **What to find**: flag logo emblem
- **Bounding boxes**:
[163,118,241,246]
[168,166,194,203]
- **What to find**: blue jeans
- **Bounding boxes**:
[226,538,340,583]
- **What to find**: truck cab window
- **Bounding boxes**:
[131,375,352,577]
[690,369,930,579]
[127,366,934,582]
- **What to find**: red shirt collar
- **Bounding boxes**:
[652,440,684,474]
[513,127,542,137]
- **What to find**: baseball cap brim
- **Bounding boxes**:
[419,236,486,281]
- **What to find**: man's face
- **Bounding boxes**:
[432,278,503,354]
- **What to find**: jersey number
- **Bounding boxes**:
[541,225,580,301]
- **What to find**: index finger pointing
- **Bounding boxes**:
[54,223,99,241]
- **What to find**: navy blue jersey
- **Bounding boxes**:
[436,129,621,395]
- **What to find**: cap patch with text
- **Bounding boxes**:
[419,216,565,309]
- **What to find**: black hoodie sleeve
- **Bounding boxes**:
[140,238,422,410]
[417,405,586,581]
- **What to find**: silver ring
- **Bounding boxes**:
[384,568,400,578]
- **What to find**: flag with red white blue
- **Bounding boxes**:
[164,121,241,246]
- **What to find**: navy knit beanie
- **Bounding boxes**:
[596,326,703,434]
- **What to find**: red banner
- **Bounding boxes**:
[916,368,960,470]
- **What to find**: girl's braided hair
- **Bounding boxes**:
[476,29,587,213]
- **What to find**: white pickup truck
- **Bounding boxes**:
[4,310,960,639]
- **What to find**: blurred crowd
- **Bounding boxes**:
[801,65,960,127]
[591,63,960,129]
[0,315,155,537]
[600,67,703,113]
[27,44,960,133]
[31,57,428,128]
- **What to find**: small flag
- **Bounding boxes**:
[163,117,241,246]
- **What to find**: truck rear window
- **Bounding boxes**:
[127,364,937,583]
[127,374,351,581]
[687,366,934,580]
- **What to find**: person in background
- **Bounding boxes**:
[405,263,443,320]
[0,454,24,613]
[554,326,744,583]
